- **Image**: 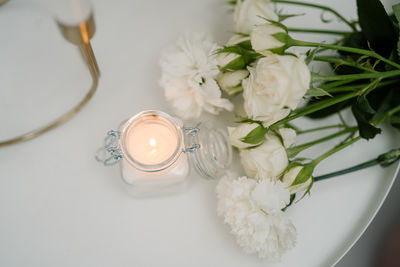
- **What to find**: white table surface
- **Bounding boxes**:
[1,0,399,266]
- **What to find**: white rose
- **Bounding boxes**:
[278,127,296,148]
[240,132,288,180]
[217,70,249,95]
[281,166,312,194]
[228,122,261,149]
[243,54,310,126]
[250,23,286,55]
[234,0,278,34]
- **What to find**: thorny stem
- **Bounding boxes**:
[273,0,357,31]
[293,40,400,69]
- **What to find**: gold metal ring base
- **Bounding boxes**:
[0,15,100,147]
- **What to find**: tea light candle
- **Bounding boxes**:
[117,111,190,197]
[126,119,178,166]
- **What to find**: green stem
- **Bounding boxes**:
[287,28,351,36]
[293,40,400,69]
[273,0,356,31]
[271,91,359,127]
[313,136,361,166]
[297,124,346,134]
[314,158,379,181]
[388,105,400,117]
[323,79,400,93]
[373,104,400,125]
[320,79,358,90]
[312,70,400,82]
[314,56,375,73]
[288,127,357,157]
[314,148,400,181]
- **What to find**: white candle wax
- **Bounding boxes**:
[126,120,178,166]
[119,111,190,197]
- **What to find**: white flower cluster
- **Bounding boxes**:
[158,0,313,260]
[217,173,296,259]
[159,32,233,119]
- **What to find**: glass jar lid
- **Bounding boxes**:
[185,125,232,179]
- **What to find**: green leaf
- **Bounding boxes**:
[305,48,320,65]
[305,87,332,98]
[236,40,253,50]
[286,146,304,158]
[278,13,304,22]
[357,94,376,114]
[258,17,288,32]
[357,0,397,57]
[292,164,314,186]
[234,117,263,125]
[240,125,267,145]
[351,103,381,140]
[221,56,246,71]
[282,194,296,211]
[297,176,314,202]
[217,45,260,70]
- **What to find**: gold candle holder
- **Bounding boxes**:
[0,2,100,147]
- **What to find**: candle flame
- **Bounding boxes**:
[149,138,157,154]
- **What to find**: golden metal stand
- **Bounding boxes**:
[0,12,100,147]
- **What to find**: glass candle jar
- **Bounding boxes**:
[96,110,232,197]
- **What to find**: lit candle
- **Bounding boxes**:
[126,118,178,166]
[118,111,190,197]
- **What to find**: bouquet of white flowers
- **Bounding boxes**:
[159,0,400,260]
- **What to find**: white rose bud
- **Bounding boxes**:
[217,70,249,95]
[228,122,264,149]
[226,34,250,46]
[240,132,288,180]
[281,165,312,194]
[250,23,287,55]
[217,52,243,70]
[234,0,278,34]
[243,54,311,127]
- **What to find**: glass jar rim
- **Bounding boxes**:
[120,110,184,173]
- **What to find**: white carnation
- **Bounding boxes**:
[243,54,311,127]
[234,0,278,34]
[216,174,296,259]
[240,132,288,180]
[251,179,290,213]
[159,32,233,119]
